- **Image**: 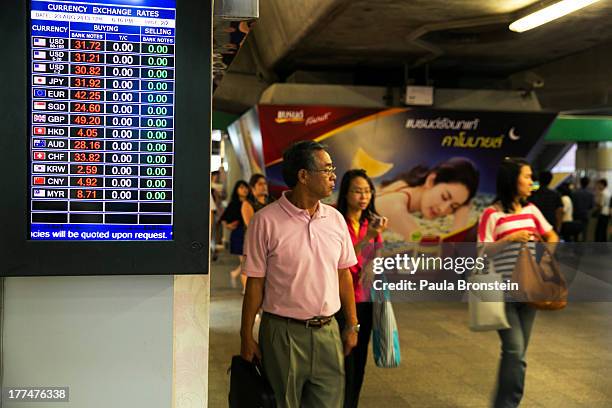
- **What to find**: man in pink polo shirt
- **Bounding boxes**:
[240,140,359,408]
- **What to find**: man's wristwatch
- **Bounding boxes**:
[349,323,360,333]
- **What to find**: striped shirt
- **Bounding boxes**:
[478,204,552,281]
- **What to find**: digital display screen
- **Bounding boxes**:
[29,0,176,241]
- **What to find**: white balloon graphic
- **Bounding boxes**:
[509,127,520,141]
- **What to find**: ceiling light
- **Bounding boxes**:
[509,0,601,33]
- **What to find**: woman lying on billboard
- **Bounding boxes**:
[376,157,480,241]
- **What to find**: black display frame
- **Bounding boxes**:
[1,0,211,276]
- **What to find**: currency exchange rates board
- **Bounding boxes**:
[29,0,176,241]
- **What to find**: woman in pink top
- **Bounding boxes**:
[336,169,387,408]
[478,157,558,408]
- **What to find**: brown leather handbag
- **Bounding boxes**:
[511,244,568,310]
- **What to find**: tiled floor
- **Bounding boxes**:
[208,253,612,407]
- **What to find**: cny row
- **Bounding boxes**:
[31,175,172,190]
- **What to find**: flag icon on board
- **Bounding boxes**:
[34,127,46,135]
[34,164,46,172]
[33,189,46,198]
[33,64,46,72]
[34,89,46,98]
[34,152,46,160]
[34,76,46,85]
[33,114,46,123]
[33,50,46,59]
[33,177,45,185]
[33,139,46,148]
[33,38,46,47]
[34,101,46,110]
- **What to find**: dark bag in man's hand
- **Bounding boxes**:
[228,355,276,408]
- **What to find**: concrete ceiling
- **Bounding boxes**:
[284,0,612,73]
[213,0,612,113]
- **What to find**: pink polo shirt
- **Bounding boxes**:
[243,191,357,320]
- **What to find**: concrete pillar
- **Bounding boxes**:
[214,0,259,20]
[576,142,612,181]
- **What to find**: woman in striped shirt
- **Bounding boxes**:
[478,158,559,408]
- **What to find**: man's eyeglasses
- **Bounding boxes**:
[308,166,337,176]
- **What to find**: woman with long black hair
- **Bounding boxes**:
[377,157,479,240]
[241,173,273,226]
[220,180,251,289]
[336,169,387,408]
[239,173,273,294]
[478,158,558,407]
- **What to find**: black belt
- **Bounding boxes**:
[264,312,334,328]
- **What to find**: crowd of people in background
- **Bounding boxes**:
[210,143,610,408]
[215,174,274,294]
[213,168,611,270]
[529,171,611,242]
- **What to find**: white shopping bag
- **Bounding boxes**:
[468,253,510,332]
